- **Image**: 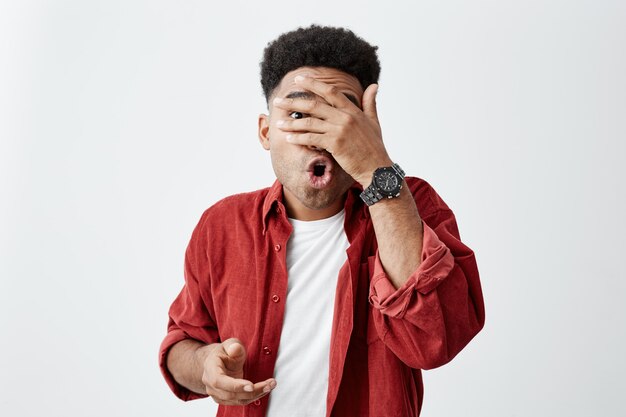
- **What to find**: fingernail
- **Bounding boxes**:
[244,385,253,392]
[263,385,271,393]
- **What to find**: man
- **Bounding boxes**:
[159,25,485,416]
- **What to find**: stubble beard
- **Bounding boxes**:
[276,158,354,211]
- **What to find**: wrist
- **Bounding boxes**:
[357,156,394,187]
[195,342,218,367]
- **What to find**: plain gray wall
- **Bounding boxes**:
[1,0,625,416]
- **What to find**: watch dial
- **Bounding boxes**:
[376,171,399,192]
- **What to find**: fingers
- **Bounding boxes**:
[273,96,335,120]
[362,83,379,120]
[210,388,270,406]
[209,387,267,405]
[252,378,277,398]
[224,340,246,360]
[220,338,246,373]
[275,116,332,134]
[212,370,255,393]
[221,338,246,357]
[294,75,355,109]
[208,377,277,406]
[285,132,329,151]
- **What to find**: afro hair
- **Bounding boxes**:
[260,25,381,102]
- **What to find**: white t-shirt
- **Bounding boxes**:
[265,209,350,417]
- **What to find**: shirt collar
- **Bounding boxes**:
[262,180,366,235]
[262,179,284,232]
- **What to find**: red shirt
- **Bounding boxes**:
[159,177,485,416]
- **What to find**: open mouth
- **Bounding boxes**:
[313,163,326,177]
[307,155,334,189]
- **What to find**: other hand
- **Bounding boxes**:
[202,338,276,405]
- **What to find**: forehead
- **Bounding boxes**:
[273,66,364,103]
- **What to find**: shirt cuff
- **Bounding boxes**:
[368,221,455,318]
[159,328,209,401]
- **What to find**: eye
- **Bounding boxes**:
[289,111,306,120]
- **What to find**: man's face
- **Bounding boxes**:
[258,67,364,221]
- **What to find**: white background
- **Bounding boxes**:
[1,1,625,416]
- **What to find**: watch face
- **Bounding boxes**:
[375,169,400,195]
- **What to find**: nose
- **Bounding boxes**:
[307,145,322,151]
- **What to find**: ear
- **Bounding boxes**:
[258,113,271,151]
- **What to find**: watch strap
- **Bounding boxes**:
[391,162,405,178]
[360,185,385,206]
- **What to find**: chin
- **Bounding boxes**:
[301,181,353,210]
[299,189,340,210]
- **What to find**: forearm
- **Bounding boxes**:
[166,339,218,395]
[368,180,424,289]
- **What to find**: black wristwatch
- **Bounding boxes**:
[359,163,406,206]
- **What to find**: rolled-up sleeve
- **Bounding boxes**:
[368,207,485,370]
[159,215,220,401]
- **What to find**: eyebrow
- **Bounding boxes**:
[285,91,361,108]
[285,91,316,100]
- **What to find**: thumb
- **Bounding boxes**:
[362,83,379,120]
[221,338,247,370]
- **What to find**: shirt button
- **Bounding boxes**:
[274,244,281,252]
[272,294,280,303]
[253,399,261,406]
[263,346,272,355]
